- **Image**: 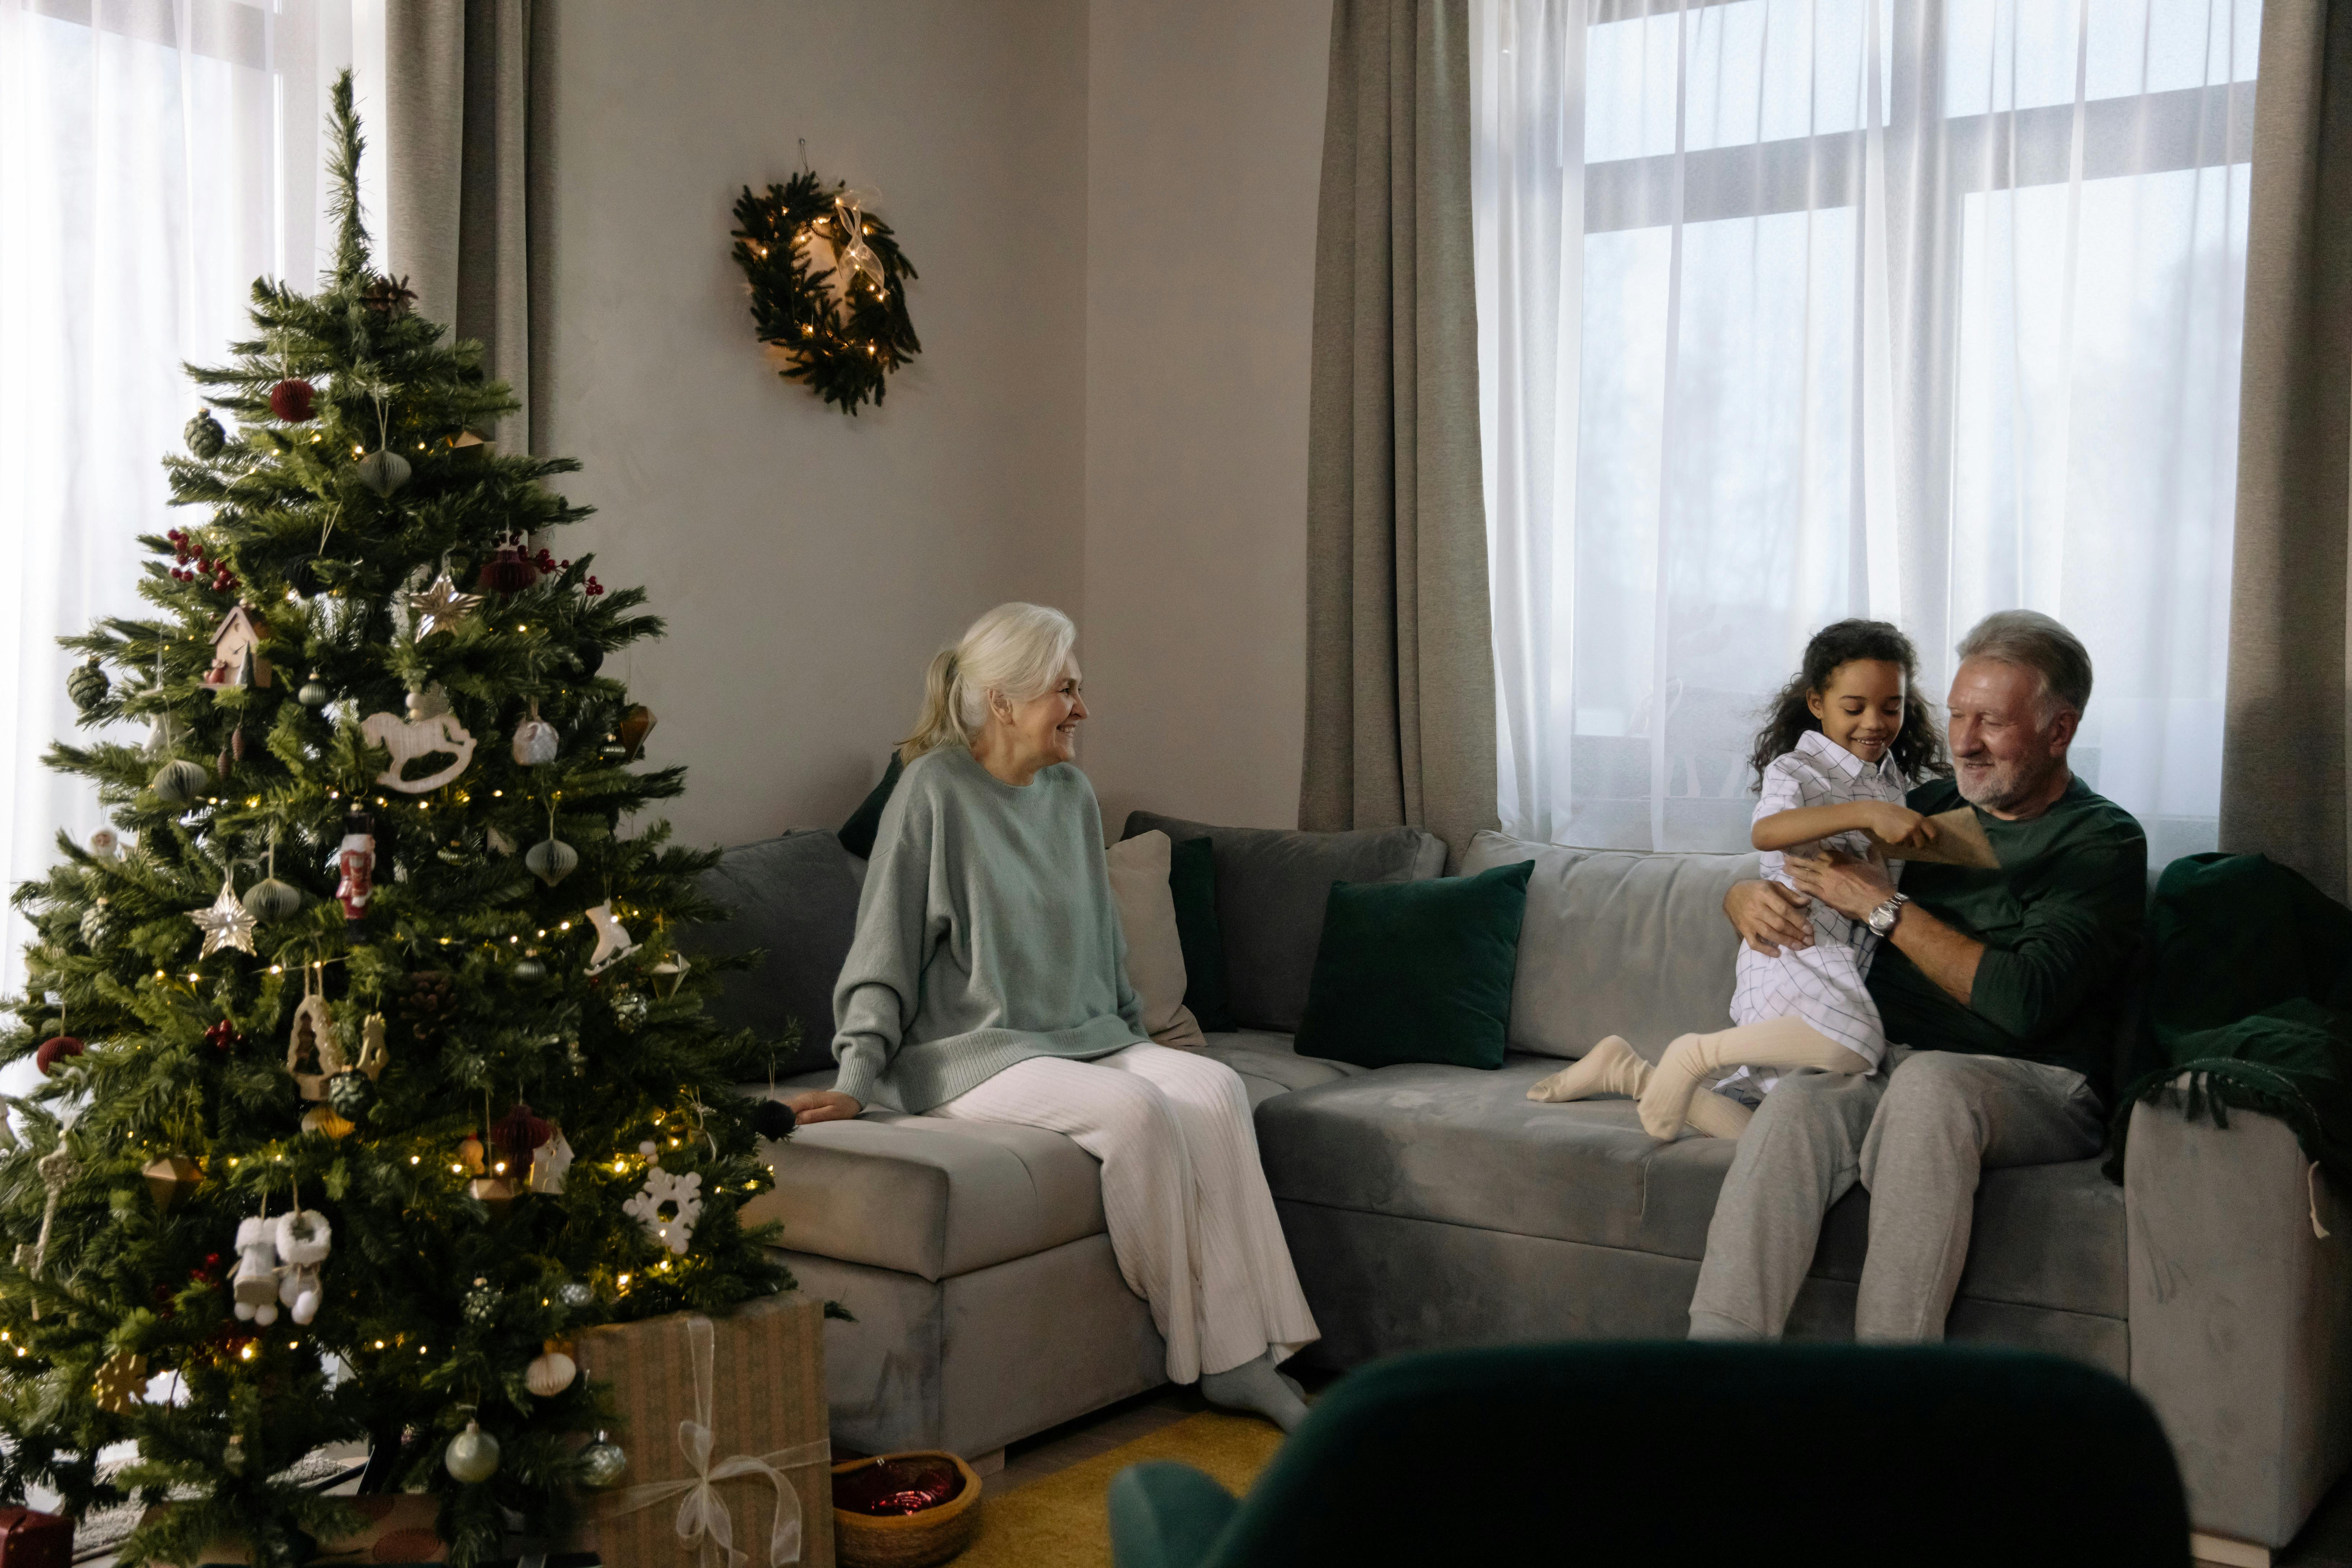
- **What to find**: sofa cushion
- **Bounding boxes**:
[741,1106,1108,1283]
[688,830,862,1074]
[1296,861,1536,1071]
[1201,1029,1364,1107]
[1169,836,1237,1032]
[1255,1058,2126,1319]
[836,754,904,859]
[1124,811,1447,1033]
[1462,830,1759,1061]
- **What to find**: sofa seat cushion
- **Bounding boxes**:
[1201,1030,1364,1107]
[741,1110,1107,1283]
[1255,1058,2125,1319]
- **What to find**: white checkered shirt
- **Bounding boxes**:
[1719,729,1908,1100]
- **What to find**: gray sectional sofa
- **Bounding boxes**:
[699,813,2352,1562]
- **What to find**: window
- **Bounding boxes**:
[1474,0,2259,864]
[0,0,378,998]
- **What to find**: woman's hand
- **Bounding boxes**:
[1784,849,1898,921]
[1855,801,1935,848]
[1725,879,1814,957]
[783,1090,863,1125]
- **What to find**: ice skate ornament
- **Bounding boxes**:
[273,1208,331,1325]
[622,1142,702,1254]
[232,1215,281,1325]
[361,687,475,793]
[584,903,637,973]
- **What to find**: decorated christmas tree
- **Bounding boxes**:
[0,74,795,1568]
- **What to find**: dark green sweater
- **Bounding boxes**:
[1867,775,2146,1097]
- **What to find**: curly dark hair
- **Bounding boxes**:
[1749,619,1951,790]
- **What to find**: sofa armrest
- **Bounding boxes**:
[1107,1462,1240,1568]
[2125,1097,2352,1549]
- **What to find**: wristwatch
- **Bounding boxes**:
[1866,893,1910,938]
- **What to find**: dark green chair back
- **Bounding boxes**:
[1110,1341,2188,1568]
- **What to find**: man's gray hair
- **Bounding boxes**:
[1956,610,2093,718]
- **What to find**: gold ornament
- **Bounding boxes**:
[142,1155,201,1212]
[93,1351,150,1414]
[301,1106,355,1138]
[407,573,482,638]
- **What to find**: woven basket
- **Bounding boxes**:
[831,1452,983,1568]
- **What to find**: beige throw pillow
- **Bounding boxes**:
[1106,830,1207,1050]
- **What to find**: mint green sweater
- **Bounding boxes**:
[830,745,1145,1112]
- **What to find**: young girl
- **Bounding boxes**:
[1528,619,1953,1140]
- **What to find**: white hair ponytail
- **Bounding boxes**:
[899,602,1077,762]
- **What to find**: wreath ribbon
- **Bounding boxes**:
[829,193,886,291]
[602,1316,831,1568]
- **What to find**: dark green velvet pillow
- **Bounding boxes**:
[1293,860,1535,1069]
[836,753,904,859]
[1168,836,1237,1034]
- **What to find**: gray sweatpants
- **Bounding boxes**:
[1687,1046,2104,1341]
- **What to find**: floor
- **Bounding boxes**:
[986,1374,2352,1568]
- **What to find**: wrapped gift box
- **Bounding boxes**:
[575,1294,832,1568]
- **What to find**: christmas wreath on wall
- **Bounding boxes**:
[730,170,920,415]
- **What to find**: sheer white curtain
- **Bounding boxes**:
[0,0,383,999]
[1473,0,2258,865]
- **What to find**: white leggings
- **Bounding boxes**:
[929,1043,1320,1383]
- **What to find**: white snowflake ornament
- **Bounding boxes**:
[621,1149,702,1255]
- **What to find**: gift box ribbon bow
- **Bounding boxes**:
[605,1316,831,1568]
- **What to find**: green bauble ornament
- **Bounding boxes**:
[150,759,210,806]
[444,1419,500,1483]
[511,956,547,984]
[326,1071,375,1118]
[462,1277,498,1325]
[241,878,302,922]
[298,674,330,708]
[66,656,109,713]
[577,1432,627,1489]
[524,838,577,887]
[184,409,227,459]
[354,450,411,497]
[80,899,114,948]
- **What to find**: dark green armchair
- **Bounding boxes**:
[1109,1342,2189,1568]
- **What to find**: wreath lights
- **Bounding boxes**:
[731,170,921,415]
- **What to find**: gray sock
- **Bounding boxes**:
[1199,1350,1310,1432]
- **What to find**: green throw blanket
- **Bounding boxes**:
[2104,852,2352,1187]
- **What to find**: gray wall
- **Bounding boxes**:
[540,0,1088,850]
[541,0,1330,849]
[1081,0,1333,837]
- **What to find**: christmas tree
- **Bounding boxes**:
[0,74,795,1568]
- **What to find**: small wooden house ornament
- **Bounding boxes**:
[286,989,344,1102]
[204,605,273,689]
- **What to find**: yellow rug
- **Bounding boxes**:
[947,1411,1283,1568]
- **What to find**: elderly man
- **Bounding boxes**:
[1696,609,2146,1342]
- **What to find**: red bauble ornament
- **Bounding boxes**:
[268,379,316,422]
[491,1101,554,1169]
[35,1035,85,1075]
[476,545,538,596]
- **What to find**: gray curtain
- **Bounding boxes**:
[1300,0,1497,870]
[384,0,551,452]
[2219,0,2352,902]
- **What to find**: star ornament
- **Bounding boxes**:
[408,573,483,639]
[189,876,258,958]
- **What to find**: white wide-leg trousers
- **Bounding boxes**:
[928,1042,1320,1382]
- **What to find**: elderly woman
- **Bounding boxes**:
[784,603,1319,1429]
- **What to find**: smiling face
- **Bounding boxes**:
[989,659,1087,780]
[1946,656,2076,817]
[1805,658,1908,767]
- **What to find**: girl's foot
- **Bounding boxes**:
[1200,1350,1310,1432]
[1527,1035,1649,1103]
[1640,1034,1711,1138]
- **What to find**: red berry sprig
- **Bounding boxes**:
[166,529,239,594]
[520,546,602,596]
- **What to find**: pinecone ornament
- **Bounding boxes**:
[184,409,227,459]
[398,970,457,1041]
[462,1276,499,1325]
[66,657,109,713]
